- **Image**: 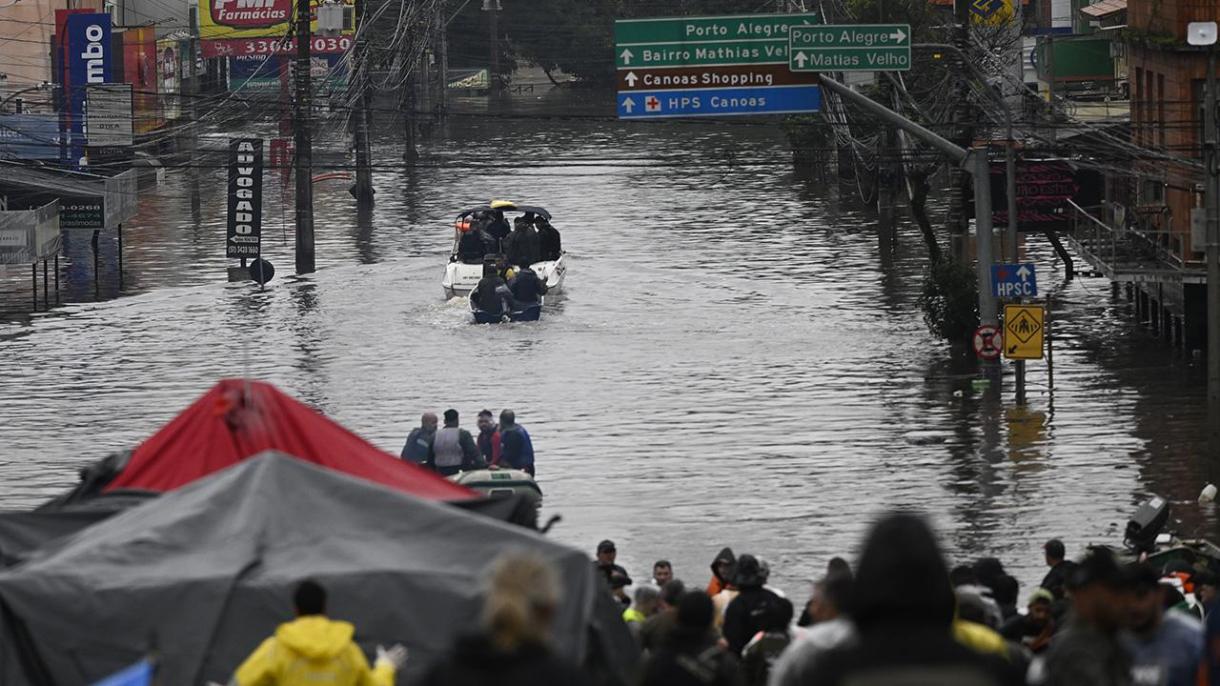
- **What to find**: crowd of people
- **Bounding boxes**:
[221,510,1220,686]
[400,408,535,476]
[595,513,1220,686]
[456,210,562,268]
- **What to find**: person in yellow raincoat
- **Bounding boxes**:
[232,580,407,686]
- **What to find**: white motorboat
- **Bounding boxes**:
[441,201,567,298]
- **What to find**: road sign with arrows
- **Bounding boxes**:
[614,13,822,119]
[788,24,911,72]
[991,263,1038,298]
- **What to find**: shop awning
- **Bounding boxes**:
[1081,0,1126,19]
[0,163,137,230]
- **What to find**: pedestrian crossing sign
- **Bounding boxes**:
[1003,304,1044,360]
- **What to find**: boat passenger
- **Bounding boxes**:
[401,412,437,464]
[231,579,406,686]
[476,409,501,466]
[504,219,541,267]
[486,210,511,243]
[497,409,535,476]
[508,266,547,306]
[426,409,484,476]
[457,228,484,264]
[537,218,562,261]
[474,265,511,316]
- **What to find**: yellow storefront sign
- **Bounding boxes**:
[198,0,350,41]
[1003,304,1044,360]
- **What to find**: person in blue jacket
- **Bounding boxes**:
[497,409,535,476]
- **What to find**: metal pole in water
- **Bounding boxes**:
[1205,47,1219,468]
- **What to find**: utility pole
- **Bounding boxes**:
[1206,47,1219,469]
[948,0,974,262]
[350,0,373,203]
[437,0,448,114]
[819,75,998,325]
[294,0,316,273]
[484,0,500,94]
[186,5,200,218]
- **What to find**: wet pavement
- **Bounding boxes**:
[0,88,1213,597]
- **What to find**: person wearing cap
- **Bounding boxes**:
[425,409,483,476]
[999,588,1057,655]
[609,570,634,609]
[723,554,787,655]
[1121,562,1203,686]
[594,540,629,587]
[1041,548,1133,686]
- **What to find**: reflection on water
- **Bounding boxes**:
[0,89,1213,597]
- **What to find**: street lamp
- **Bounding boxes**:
[1188,21,1219,470]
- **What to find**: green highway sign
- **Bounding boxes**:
[617,40,792,69]
[615,12,824,119]
[788,24,911,72]
[615,13,819,45]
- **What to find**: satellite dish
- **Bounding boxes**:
[1187,21,1218,47]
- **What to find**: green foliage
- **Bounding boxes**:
[917,259,980,343]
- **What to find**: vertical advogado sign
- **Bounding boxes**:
[64,13,113,162]
[226,138,263,258]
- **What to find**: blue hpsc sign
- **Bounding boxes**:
[991,263,1038,298]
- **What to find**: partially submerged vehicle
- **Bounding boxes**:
[441,201,567,298]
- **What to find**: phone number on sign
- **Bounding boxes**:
[202,37,352,57]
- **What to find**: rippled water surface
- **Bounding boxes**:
[0,89,1213,597]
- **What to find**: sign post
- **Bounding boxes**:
[614,13,822,119]
[226,138,264,265]
[990,263,1037,298]
[788,24,911,72]
[1003,304,1044,360]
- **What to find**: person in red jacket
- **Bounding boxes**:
[476,409,501,466]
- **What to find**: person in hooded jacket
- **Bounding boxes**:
[640,591,745,686]
[537,217,562,261]
[232,580,406,686]
[419,552,589,686]
[797,512,1021,686]
[708,548,737,596]
[474,263,512,316]
[508,266,547,306]
[723,555,788,656]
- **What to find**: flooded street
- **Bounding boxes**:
[0,89,1213,597]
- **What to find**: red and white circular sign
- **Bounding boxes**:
[973,324,1002,361]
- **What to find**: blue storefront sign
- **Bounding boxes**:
[0,114,62,160]
[618,85,821,119]
[64,13,112,162]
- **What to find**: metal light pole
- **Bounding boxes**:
[819,75,998,327]
[1189,21,1219,467]
[483,0,501,94]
